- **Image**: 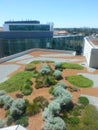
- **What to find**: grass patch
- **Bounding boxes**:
[61,62,84,70]
[0,71,33,92]
[66,75,93,88]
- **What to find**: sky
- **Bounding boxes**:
[0,0,98,28]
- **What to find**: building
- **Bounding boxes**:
[0,125,27,130]
[0,20,84,58]
[83,36,98,68]
[0,20,53,57]
[52,35,83,54]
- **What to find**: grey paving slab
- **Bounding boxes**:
[0,64,20,83]
[17,57,83,64]
[7,54,33,62]
[80,62,96,72]
[78,73,98,87]
[40,53,75,57]
[81,94,98,109]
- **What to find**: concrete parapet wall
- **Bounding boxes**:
[0,48,76,63]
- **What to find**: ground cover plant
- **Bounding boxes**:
[0,71,33,92]
[0,59,97,130]
[54,62,84,70]
[66,75,93,88]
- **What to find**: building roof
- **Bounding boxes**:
[92,40,98,45]
[86,36,98,48]
[5,20,40,24]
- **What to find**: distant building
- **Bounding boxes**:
[83,36,98,68]
[0,20,53,57]
[54,30,69,36]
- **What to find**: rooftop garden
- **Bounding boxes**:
[0,60,95,130]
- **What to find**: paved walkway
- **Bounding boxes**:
[0,64,20,83]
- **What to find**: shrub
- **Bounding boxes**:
[42,116,66,130]
[16,93,24,98]
[68,116,80,124]
[39,65,51,75]
[0,119,5,128]
[49,86,55,94]
[48,101,61,115]
[66,75,93,88]
[52,86,72,106]
[22,83,33,96]
[54,62,62,69]
[6,115,13,126]
[35,75,57,89]
[15,116,28,127]
[10,99,26,119]
[3,95,14,110]
[78,96,89,106]
[26,101,41,116]
[53,70,62,80]
[56,82,67,88]
[0,90,6,96]
[0,96,4,108]
[33,96,49,110]
[25,63,36,71]
[44,76,57,86]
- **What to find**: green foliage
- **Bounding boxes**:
[21,83,33,96]
[68,116,80,124]
[0,71,33,92]
[10,99,26,119]
[56,82,67,88]
[54,62,62,70]
[61,62,84,70]
[35,75,57,89]
[39,64,51,75]
[30,60,42,64]
[26,103,40,116]
[26,96,48,116]
[33,96,49,110]
[49,86,55,94]
[0,119,5,128]
[6,115,13,126]
[3,95,14,110]
[15,116,28,127]
[53,70,62,80]
[0,90,6,96]
[78,96,89,106]
[44,76,57,87]
[25,63,36,71]
[81,105,98,129]
[52,86,72,105]
[66,75,93,88]
[0,96,4,107]
[42,117,66,130]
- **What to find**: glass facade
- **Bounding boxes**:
[9,25,50,31]
[52,35,84,55]
[1,38,52,56]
